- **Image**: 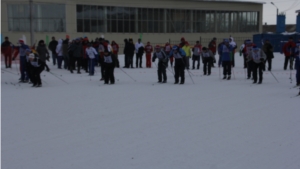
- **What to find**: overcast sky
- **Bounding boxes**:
[244,0,300,25]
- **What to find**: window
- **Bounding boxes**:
[75,5,259,33]
[7,3,66,32]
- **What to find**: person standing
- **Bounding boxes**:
[86,43,98,76]
[1,37,14,68]
[282,37,296,70]
[192,41,202,70]
[127,38,136,68]
[247,47,266,84]
[135,38,144,68]
[152,45,168,83]
[48,36,58,65]
[36,40,50,71]
[208,37,217,67]
[219,39,234,80]
[111,41,120,68]
[98,38,106,79]
[164,42,172,67]
[229,37,237,67]
[243,40,256,79]
[182,41,192,69]
[201,47,214,76]
[62,36,70,70]
[28,53,46,87]
[69,38,83,74]
[123,39,129,68]
[262,39,274,71]
[169,45,186,84]
[55,39,64,69]
[144,42,153,68]
[12,40,30,82]
[103,47,118,84]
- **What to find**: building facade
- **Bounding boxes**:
[1,0,264,46]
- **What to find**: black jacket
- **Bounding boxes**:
[48,40,58,53]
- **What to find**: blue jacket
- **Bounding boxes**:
[218,44,233,61]
[294,44,300,69]
[19,44,29,56]
[169,48,186,58]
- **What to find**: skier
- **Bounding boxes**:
[229,37,237,67]
[103,47,119,84]
[247,46,266,84]
[69,38,83,74]
[218,39,234,80]
[55,39,64,69]
[152,45,168,83]
[36,40,50,72]
[262,39,274,71]
[12,39,30,82]
[111,41,120,68]
[192,41,202,70]
[135,38,144,68]
[169,45,186,84]
[1,37,14,68]
[182,41,192,69]
[243,40,256,79]
[164,42,172,67]
[86,43,98,76]
[48,36,58,65]
[201,47,214,76]
[62,35,70,70]
[28,53,46,87]
[144,42,153,68]
[123,39,129,68]
[282,37,296,70]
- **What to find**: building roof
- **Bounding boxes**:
[192,0,265,4]
[263,24,296,33]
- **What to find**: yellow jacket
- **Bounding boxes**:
[182,45,192,57]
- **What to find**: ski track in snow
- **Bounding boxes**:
[1,53,300,169]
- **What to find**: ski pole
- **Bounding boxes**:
[119,67,136,82]
[269,71,279,83]
[48,71,69,84]
[232,66,236,80]
[187,69,195,84]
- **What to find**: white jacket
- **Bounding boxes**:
[55,39,63,56]
[86,47,98,59]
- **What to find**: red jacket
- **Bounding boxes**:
[208,41,216,54]
[1,41,14,56]
[144,45,153,54]
[282,41,296,57]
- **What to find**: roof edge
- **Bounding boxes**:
[191,0,265,4]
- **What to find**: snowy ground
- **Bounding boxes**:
[1,53,299,169]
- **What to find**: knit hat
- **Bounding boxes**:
[172,45,178,50]
[155,45,161,49]
[28,53,35,59]
[223,39,229,43]
[19,39,24,43]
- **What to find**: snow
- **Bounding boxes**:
[1,53,299,169]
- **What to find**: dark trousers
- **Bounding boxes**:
[99,58,105,78]
[63,55,69,69]
[136,53,143,68]
[124,54,129,67]
[128,54,134,68]
[247,61,253,78]
[157,62,167,82]
[203,57,212,74]
[222,61,231,76]
[296,63,300,84]
[231,53,235,67]
[104,63,115,84]
[31,66,44,85]
[192,55,200,69]
[57,55,63,68]
[4,55,12,67]
[174,59,185,83]
[20,56,29,81]
[88,59,95,75]
[82,58,88,72]
[70,57,81,73]
[284,56,294,69]
[253,62,264,82]
[243,54,247,68]
[52,52,57,65]
[266,58,272,71]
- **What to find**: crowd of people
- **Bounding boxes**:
[1,35,300,93]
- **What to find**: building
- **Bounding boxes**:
[1,0,264,46]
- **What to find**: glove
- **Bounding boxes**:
[12,57,15,61]
[213,59,216,63]
[46,68,50,72]
[260,58,264,61]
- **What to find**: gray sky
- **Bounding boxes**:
[244,0,300,25]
